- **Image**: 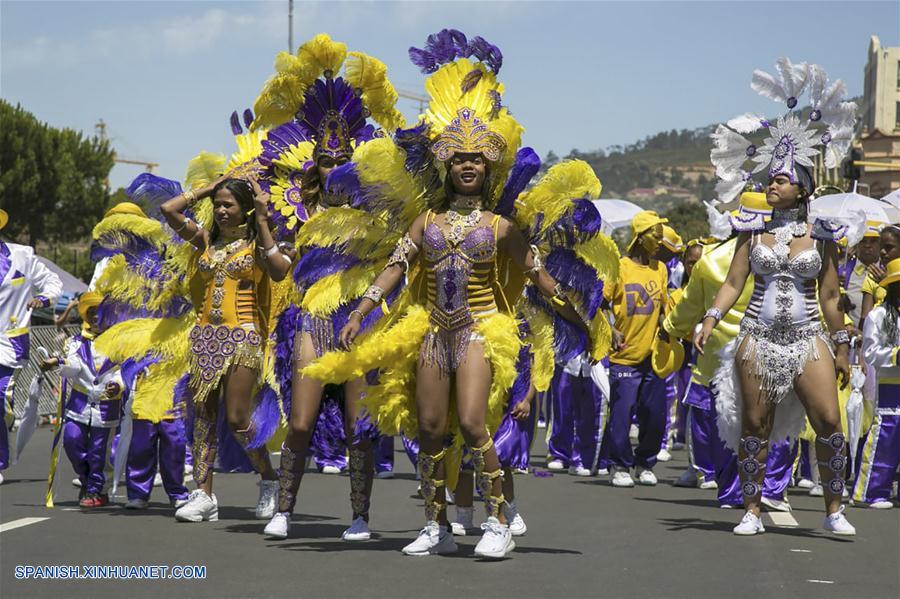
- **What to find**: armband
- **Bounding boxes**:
[703,307,723,323]
[363,285,385,304]
[386,233,418,273]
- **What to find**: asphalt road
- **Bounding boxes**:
[1,427,897,599]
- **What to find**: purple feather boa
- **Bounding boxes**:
[545,248,605,320]
[125,173,182,222]
[248,384,280,449]
[525,285,588,364]
[495,148,540,216]
[409,29,502,74]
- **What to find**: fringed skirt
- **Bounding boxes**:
[420,322,485,377]
[713,317,832,450]
[298,311,338,359]
[189,323,262,405]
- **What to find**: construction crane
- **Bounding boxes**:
[95,119,159,173]
[397,89,429,114]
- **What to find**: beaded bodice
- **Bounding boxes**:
[197,241,261,328]
[422,212,498,331]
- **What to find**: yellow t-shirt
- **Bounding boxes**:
[862,275,887,305]
[605,257,668,365]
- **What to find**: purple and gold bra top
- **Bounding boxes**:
[422,212,500,332]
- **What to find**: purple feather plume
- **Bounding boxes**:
[248,384,280,449]
[495,148,541,216]
[292,247,362,290]
[242,108,254,129]
[409,29,502,74]
[274,304,301,416]
[125,173,183,221]
[572,199,603,235]
[229,111,242,135]
[545,248,605,320]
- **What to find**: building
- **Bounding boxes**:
[859,36,900,197]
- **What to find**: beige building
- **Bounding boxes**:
[859,35,900,197]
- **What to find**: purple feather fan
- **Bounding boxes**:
[295,77,374,144]
[409,29,502,74]
[274,304,302,416]
[525,285,588,364]
[494,326,533,469]
[247,384,280,449]
[572,199,604,236]
[495,147,541,216]
[125,173,183,221]
[292,247,362,290]
[545,248,605,320]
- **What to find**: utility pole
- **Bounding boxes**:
[288,0,293,51]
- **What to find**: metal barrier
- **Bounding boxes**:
[11,325,81,418]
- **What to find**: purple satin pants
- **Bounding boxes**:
[853,384,900,504]
[63,420,115,494]
[126,418,189,502]
[547,368,604,470]
[0,365,14,471]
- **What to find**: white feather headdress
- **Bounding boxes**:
[710,57,857,203]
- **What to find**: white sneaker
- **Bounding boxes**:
[610,468,635,488]
[537,419,547,429]
[503,502,527,537]
[264,512,290,539]
[72,477,82,488]
[869,500,894,509]
[546,459,565,471]
[173,497,189,509]
[402,521,458,556]
[809,483,824,497]
[322,465,342,475]
[823,506,856,536]
[699,479,719,490]
[0,472,4,485]
[733,511,765,535]
[125,498,149,510]
[184,463,193,476]
[513,468,528,475]
[597,467,609,476]
[761,496,792,513]
[673,468,698,488]
[451,506,474,536]
[342,516,371,541]
[474,517,515,559]
[636,467,658,486]
[375,471,394,479]
[796,477,815,490]
[153,473,163,487]
[629,424,639,440]
[656,448,672,462]
[174,490,218,522]
[445,487,455,505]
[569,465,592,477]
[255,480,278,520]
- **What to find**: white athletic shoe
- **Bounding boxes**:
[569,465,592,477]
[536,419,547,429]
[761,496,792,513]
[72,477,82,488]
[610,468,635,488]
[153,473,163,487]
[596,467,609,476]
[255,480,278,520]
[733,511,765,535]
[341,516,371,541]
[183,463,193,476]
[699,479,719,490]
[673,468,698,488]
[474,517,515,559]
[321,465,342,475]
[796,477,815,490]
[868,500,894,509]
[513,467,529,475]
[809,483,824,497]
[823,506,856,536]
[629,424,640,440]
[124,498,149,510]
[656,448,672,462]
[451,506,474,536]
[0,472,4,485]
[546,459,565,471]
[402,521,457,556]
[375,470,395,479]
[636,467,658,486]
[172,497,189,509]
[503,502,527,537]
[264,512,290,539]
[174,490,218,522]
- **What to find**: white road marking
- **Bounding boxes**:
[767,512,799,527]
[807,580,834,584]
[791,549,812,553]
[0,517,50,533]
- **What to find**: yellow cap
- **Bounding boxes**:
[651,336,685,378]
[729,191,771,217]
[0,209,8,231]
[77,291,104,322]
[104,202,147,219]
[879,257,900,288]
[628,211,668,250]
[864,220,886,238]
[661,225,684,253]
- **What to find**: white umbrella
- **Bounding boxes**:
[810,192,900,224]
[882,188,900,210]
[590,199,644,232]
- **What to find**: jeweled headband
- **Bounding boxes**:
[432,107,506,163]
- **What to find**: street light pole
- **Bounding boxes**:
[288,0,293,51]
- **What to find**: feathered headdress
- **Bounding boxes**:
[710,57,857,203]
[409,29,524,207]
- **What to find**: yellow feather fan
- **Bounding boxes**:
[130,359,188,422]
[91,214,168,251]
[344,52,406,134]
[95,314,193,365]
[352,137,427,225]
[514,160,602,235]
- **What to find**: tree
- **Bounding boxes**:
[0,100,114,246]
[662,203,709,243]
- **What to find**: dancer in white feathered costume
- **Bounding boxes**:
[696,58,863,537]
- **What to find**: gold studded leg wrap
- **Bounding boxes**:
[419,448,447,523]
[233,424,270,474]
[277,444,304,513]
[816,432,847,496]
[470,438,505,519]
[192,411,218,486]
[349,445,372,519]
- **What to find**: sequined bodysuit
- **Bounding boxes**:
[190,242,264,403]
[420,211,501,374]
[738,223,830,403]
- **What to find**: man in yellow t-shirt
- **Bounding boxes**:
[597,211,669,488]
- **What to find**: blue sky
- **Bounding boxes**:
[2,0,897,190]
